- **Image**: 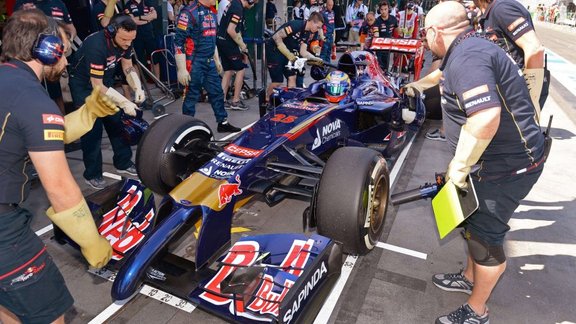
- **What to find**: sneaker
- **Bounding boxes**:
[435,304,489,324]
[217,120,241,133]
[230,100,249,111]
[432,270,474,295]
[85,177,107,190]
[224,100,232,109]
[116,163,138,176]
[425,129,446,141]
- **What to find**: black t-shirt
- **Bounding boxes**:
[374,15,398,38]
[271,20,317,52]
[479,0,534,68]
[91,0,119,32]
[69,30,133,86]
[217,0,244,41]
[440,33,544,178]
[125,0,156,36]
[14,0,73,24]
[0,61,65,204]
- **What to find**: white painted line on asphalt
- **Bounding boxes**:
[88,297,135,324]
[375,242,427,260]
[35,224,53,237]
[103,172,122,180]
[313,133,418,324]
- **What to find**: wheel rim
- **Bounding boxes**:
[369,174,388,235]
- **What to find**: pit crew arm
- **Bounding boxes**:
[515,31,544,69]
[299,42,318,59]
[227,20,247,51]
[124,64,146,104]
[101,0,118,27]
[273,28,297,61]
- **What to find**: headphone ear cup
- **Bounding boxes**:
[32,34,64,65]
[106,24,117,37]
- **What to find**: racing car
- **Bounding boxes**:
[89,47,426,323]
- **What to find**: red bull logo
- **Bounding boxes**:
[218,175,243,208]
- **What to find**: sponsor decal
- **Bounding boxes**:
[383,131,406,142]
[512,21,529,37]
[10,263,46,285]
[282,261,328,324]
[246,275,294,316]
[462,84,489,101]
[507,17,526,31]
[199,166,213,176]
[270,113,298,124]
[464,95,491,109]
[218,175,243,208]
[311,119,342,150]
[283,101,322,112]
[146,267,167,281]
[90,68,104,76]
[43,129,64,141]
[225,144,263,158]
[357,100,373,105]
[90,63,104,70]
[42,114,64,125]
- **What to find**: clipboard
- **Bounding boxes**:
[431,175,479,239]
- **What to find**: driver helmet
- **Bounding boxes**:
[324,71,351,103]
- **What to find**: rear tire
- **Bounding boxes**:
[136,114,213,195]
[315,147,390,255]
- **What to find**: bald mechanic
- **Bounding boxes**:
[0,10,115,324]
[404,0,546,123]
[422,3,546,323]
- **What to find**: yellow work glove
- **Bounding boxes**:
[277,42,297,62]
[403,69,441,97]
[445,125,492,189]
[64,86,119,144]
[175,53,191,86]
[46,200,112,268]
[106,87,138,116]
[104,0,117,18]
[126,70,146,104]
[524,68,544,122]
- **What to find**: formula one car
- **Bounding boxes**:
[100,49,425,322]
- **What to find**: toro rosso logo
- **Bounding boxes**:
[10,263,46,286]
[218,175,243,208]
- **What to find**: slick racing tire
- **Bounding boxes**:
[315,147,389,255]
[136,114,213,195]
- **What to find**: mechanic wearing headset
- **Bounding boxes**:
[125,0,160,79]
[424,3,545,323]
[68,15,143,190]
[404,0,546,123]
[265,12,324,100]
[174,0,241,133]
[0,10,115,324]
[217,0,256,111]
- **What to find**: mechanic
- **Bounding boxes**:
[265,12,324,100]
[423,3,546,323]
[374,1,399,70]
[174,0,241,133]
[68,15,143,190]
[217,0,255,111]
[125,0,160,79]
[320,0,335,63]
[405,0,546,124]
[0,10,115,324]
[13,0,77,114]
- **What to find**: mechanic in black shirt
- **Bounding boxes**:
[265,12,324,100]
[91,0,119,31]
[13,0,77,113]
[0,10,114,324]
[475,0,547,119]
[217,0,255,111]
[423,3,546,323]
[373,1,399,70]
[68,15,143,190]
[125,0,160,78]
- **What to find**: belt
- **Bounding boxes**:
[0,203,18,214]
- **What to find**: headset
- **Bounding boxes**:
[106,14,135,38]
[247,0,256,5]
[32,17,64,65]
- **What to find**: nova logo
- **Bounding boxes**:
[312,120,342,150]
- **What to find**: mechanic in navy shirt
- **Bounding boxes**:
[424,3,545,323]
[125,0,160,78]
[320,0,336,63]
[0,10,113,324]
[91,0,119,31]
[475,0,547,119]
[68,15,143,189]
[373,1,399,70]
[265,12,324,100]
[174,0,241,133]
[217,0,255,111]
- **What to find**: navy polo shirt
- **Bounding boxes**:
[374,15,398,38]
[217,0,244,41]
[272,20,318,53]
[0,61,64,204]
[125,0,156,37]
[479,0,535,69]
[440,32,545,179]
[14,0,73,24]
[69,30,133,86]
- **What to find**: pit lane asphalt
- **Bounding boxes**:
[21,22,576,323]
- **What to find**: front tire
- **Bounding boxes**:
[315,147,390,255]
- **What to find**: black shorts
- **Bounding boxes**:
[134,33,159,64]
[265,43,294,83]
[217,39,246,72]
[0,208,74,324]
[464,168,543,246]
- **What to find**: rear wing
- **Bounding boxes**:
[369,38,422,53]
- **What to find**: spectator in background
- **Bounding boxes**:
[374,1,399,70]
[346,0,368,46]
[167,0,176,24]
[293,0,309,20]
[266,0,277,29]
[397,1,418,38]
[359,11,377,50]
[125,0,160,79]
